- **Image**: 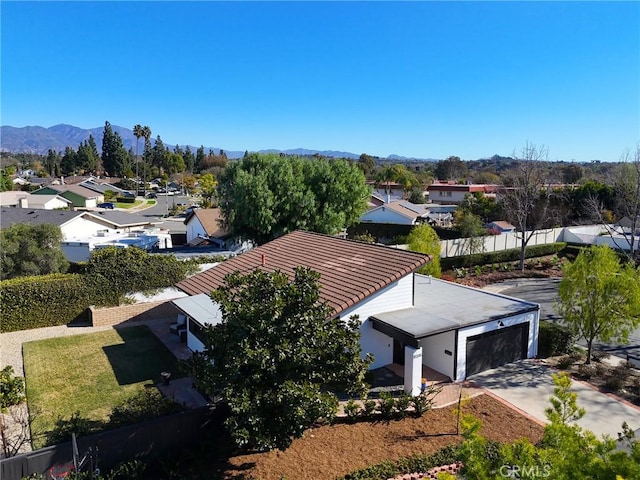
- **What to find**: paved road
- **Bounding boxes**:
[497,278,640,364]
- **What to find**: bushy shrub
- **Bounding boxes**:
[376,391,397,419]
[556,355,575,370]
[343,399,361,422]
[591,350,610,363]
[0,366,25,411]
[576,364,596,380]
[537,321,574,358]
[108,389,184,428]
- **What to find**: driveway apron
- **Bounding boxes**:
[469,359,640,439]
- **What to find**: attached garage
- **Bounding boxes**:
[370,275,540,382]
[465,322,529,377]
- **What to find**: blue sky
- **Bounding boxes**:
[1,1,638,162]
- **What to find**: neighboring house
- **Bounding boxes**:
[184,208,248,251]
[0,208,169,261]
[486,221,516,234]
[359,200,455,227]
[31,184,103,208]
[427,183,501,205]
[367,193,386,209]
[172,230,540,394]
[0,191,72,209]
[369,181,406,203]
[79,178,131,197]
[12,177,29,187]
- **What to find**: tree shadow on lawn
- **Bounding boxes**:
[102,325,182,386]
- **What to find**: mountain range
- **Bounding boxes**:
[0,124,438,161]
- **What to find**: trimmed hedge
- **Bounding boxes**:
[0,274,92,332]
[0,248,207,333]
[441,242,567,270]
[537,321,574,358]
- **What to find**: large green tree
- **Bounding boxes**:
[558,245,640,363]
[218,154,370,244]
[0,224,69,279]
[188,267,371,451]
[101,121,130,177]
[0,170,12,192]
[406,223,441,277]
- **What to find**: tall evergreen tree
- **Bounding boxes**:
[101,121,129,177]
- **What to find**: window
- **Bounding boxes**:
[188,318,206,345]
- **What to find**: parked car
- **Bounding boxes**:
[121,191,136,198]
[97,202,115,209]
[146,192,157,199]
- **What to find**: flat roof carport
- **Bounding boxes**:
[369,275,539,342]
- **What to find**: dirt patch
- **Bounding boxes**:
[220,394,543,480]
[441,254,566,289]
[542,354,640,407]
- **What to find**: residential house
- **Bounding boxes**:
[369,180,406,203]
[0,191,72,210]
[359,200,455,228]
[0,208,169,261]
[31,184,103,208]
[172,231,540,394]
[486,221,516,234]
[183,208,247,251]
[427,182,501,205]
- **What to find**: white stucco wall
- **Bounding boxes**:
[419,330,456,380]
[360,206,414,225]
[340,274,414,369]
[186,218,207,243]
[454,310,539,382]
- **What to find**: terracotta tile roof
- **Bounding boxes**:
[176,230,429,316]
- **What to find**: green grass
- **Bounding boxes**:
[114,199,144,209]
[23,325,180,448]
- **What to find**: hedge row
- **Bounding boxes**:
[0,248,209,333]
[0,274,93,332]
[441,242,567,270]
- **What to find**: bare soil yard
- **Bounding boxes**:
[216,394,543,480]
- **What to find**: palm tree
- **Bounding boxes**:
[141,126,152,195]
[133,124,143,195]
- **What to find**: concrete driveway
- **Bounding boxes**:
[468,360,640,439]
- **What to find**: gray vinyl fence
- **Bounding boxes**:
[0,405,221,480]
[439,227,565,258]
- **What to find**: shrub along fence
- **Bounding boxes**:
[440,242,567,271]
[0,405,221,480]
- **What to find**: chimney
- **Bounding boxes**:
[61,176,64,185]
[261,254,266,267]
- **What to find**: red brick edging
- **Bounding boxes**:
[387,461,463,480]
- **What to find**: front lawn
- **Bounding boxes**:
[23,325,180,448]
[114,199,144,209]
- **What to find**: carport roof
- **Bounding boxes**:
[370,275,539,340]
